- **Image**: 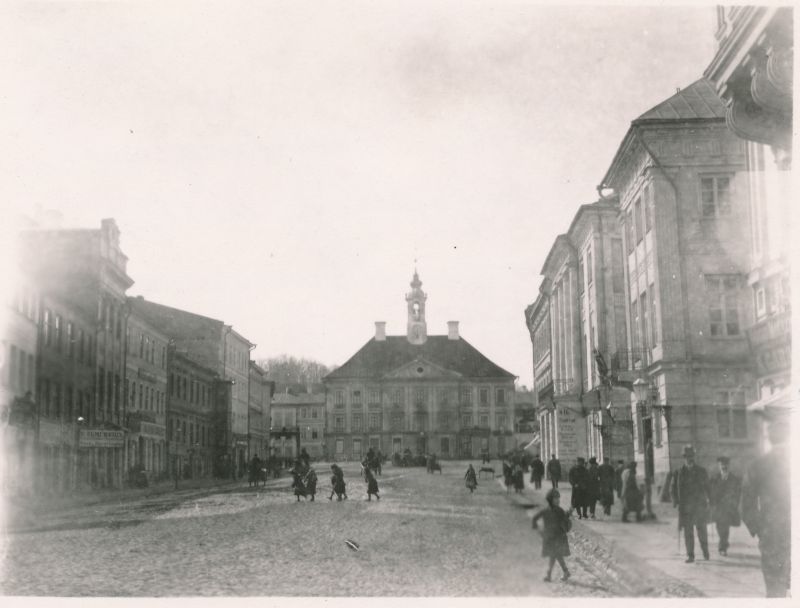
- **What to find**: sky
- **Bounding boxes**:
[1,1,718,388]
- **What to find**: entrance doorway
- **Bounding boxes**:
[440,437,450,457]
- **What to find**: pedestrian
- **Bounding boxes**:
[512,463,525,493]
[365,466,380,501]
[502,459,513,492]
[586,457,600,519]
[464,464,478,493]
[568,457,590,519]
[597,456,616,516]
[328,463,348,501]
[304,466,318,502]
[291,465,307,502]
[530,454,545,489]
[300,447,311,470]
[741,402,790,597]
[621,462,643,522]
[547,454,561,489]
[481,447,490,464]
[709,456,741,556]
[531,488,572,582]
[614,460,626,499]
[248,454,262,488]
[670,445,711,563]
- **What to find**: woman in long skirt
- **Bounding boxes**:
[365,467,380,501]
[465,464,478,493]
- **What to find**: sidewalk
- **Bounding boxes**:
[516,479,765,597]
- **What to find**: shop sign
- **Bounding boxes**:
[139,422,166,440]
[79,429,125,448]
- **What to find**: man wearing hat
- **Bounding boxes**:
[741,402,791,597]
[709,456,741,556]
[670,445,711,562]
[568,457,590,519]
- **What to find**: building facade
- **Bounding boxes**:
[167,351,218,479]
[324,272,516,461]
[271,390,325,460]
[128,298,254,479]
[247,361,273,461]
[704,5,792,451]
[599,78,758,490]
[125,309,168,483]
[19,219,132,490]
[1,271,39,496]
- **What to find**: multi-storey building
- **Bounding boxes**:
[167,351,218,479]
[324,272,516,460]
[598,78,757,490]
[1,271,39,496]
[247,361,273,461]
[125,308,169,482]
[270,390,325,460]
[128,297,254,478]
[19,219,132,490]
[526,200,633,467]
[704,5,792,450]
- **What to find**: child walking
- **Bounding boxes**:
[365,466,380,501]
[531,488,572,582]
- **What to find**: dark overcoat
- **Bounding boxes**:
[532,505,572,558]
[465,468,478,490]
[598,463,616,506]
[670,464,711,528]
[586,463,600,501]
[568,464,590,507]
[547,458,562,482]
[531,458,545,480]
[709,472,741,527]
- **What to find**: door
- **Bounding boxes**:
[392,437,402,455]
[440,437,450,457]
[459,435,472,458]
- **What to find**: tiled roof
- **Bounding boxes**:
[635,78,726,122]
[324,336,515,380]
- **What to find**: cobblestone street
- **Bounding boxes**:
[1,462,619,597]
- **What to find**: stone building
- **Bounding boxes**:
[324,272,516,460]
[19,219,132,490]
[125,308,168,483]
[270,390,325,461]
[167,351,219,479]
[526,200,633,468]
[1,270,39,496]
[128,298,255,479]
[704,5,792,450]
[598,78,757,489]
[247,361,273,461]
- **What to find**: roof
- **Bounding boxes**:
[324,335,515,381]
[634,78,726,122]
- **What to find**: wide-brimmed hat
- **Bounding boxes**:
[682,445,695,458]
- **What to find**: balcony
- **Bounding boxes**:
[747,311,791,376]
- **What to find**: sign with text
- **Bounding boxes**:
[556,405,586,464]
[79,429,125,448]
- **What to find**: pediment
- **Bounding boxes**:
[383,357,463,380]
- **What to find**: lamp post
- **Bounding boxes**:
[73,416,86,492]
[633,378,673,519]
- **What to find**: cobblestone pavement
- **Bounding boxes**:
[0,461,620,597]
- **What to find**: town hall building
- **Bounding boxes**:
[323,272,516,460]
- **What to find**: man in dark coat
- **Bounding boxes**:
[670,445,711,562]
[248,454,262,488]
[530,454,545,489]
[621,461,643,522]
[546,454,561,489]
[598,456,616,516]
[741,403,790,597]
[568,457,590,519]
[709,456,741,556]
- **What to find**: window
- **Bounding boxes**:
[479,388,489,406]
[392,388,404,405]
[650,285,659,346]
[497,414,507,429]
[312,429,318,440]
[644,183,654,233]
[461,414,473,427]
[43,310,51,346]
[716,391,747,439]
[460,386,472,404]
[706,276,741,336]
[334,390,345,407]
[335,438,344,454]
[352,413,363,432]
[352,439,362,457]
[626,210,635,254]
[334,416,345,432]
[368,389,380,405]
[311,408,318,419]
[634,197,644,243]
[438,411,451,430]
[67,322,74,358]
[414,387,427,405]
[479,414,489,428]
[495,388,506,405]
[368,413,381,431]
[586,249,593,285]
[352,390,362,405]
[700,176,732,217]
[78,330,85,363]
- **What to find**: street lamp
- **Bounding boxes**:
[73,416,86,491]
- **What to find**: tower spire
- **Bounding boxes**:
[406,268,427,345]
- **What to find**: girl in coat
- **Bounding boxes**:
[365,466,380,501]
[532,488,572,582]
[465,464,478,493]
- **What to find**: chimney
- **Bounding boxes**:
[447,321,459,340]
[375,322,386,341]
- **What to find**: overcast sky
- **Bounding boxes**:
[1,2,718,387]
